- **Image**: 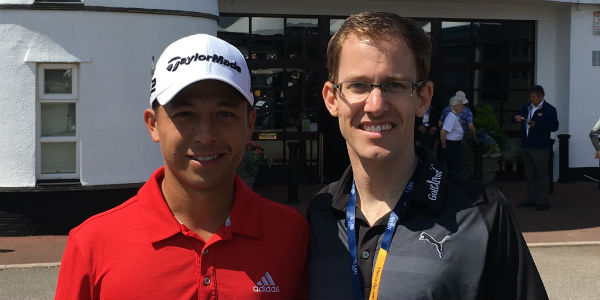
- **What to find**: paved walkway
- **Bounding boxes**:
[1,179,599,266]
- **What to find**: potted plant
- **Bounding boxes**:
[472,105,507,183]
[236,141,268,187]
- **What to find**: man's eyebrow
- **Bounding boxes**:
[164,100,193,111]
[340,74,412,82]
[386,74,412,81]
[216,98,245,109]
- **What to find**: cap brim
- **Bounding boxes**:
[153,75,253,107]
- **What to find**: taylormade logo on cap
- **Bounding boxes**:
[150,34,253,107]
[166,53,242,73]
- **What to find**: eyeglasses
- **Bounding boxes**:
[333,80,423,102]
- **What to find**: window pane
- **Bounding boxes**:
[218,16,249,34]
[41,142,76,174]
[418,21,432,33]
[507,91,530,111]
[506,22,534,63]
[473,69,508,89]
[44,68,73,94]
[252,17,283,36]
[441,22,471,63]
[253,68,284,130]
[251,40,283,60]
[473,22,508,63]
[508,69,533,89]
[41,103,76,137]
[438,69,471,102]
[330,19,345,36]
[473,91,503,111]
[287,18,318,38]
[287,18,319,60]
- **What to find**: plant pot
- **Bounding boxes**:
[481,153,501,183]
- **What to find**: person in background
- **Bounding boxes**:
[55,34,308,300]
[440,93,465,175]
[514,85,559,211]
[590,117,600,159]
[416,107,438,153]
[438,91,476,139]
[307,11,547,300]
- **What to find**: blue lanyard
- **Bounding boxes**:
[346,167,418,300]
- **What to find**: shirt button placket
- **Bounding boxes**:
[200,245,217,299]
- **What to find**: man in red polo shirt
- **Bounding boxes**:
[55,34,308,300]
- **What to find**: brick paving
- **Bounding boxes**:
[1,180,598,265]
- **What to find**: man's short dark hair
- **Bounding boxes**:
[326,12,432,85]
[530,85,545,97]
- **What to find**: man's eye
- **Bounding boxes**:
[217,111,237,119]
[384,81,410,91]
[346,82,370,93]
[172,111,193,119]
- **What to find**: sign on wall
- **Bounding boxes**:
[595,12,600,35]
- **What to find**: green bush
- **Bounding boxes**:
[474,105,507,155]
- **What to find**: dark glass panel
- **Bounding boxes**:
[438,68,471,103]
[473,69,508,89]
[507,91,530,111]
[473,22,508,63]
[441,22,471,63]
[253,68,284,130]
[507,69,532,89]
[44,69,72,94]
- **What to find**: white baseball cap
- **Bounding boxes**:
[150,34,253,107]
[449,91,468,106]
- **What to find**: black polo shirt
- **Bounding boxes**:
[307,150,547,300]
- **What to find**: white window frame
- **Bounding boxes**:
[37,63,80,180]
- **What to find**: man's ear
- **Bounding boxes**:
[322,81,339,117]
[246,109,257,142]
[143,108,160,143]
[416,80,434,118]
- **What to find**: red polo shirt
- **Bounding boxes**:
[55,167,308,300]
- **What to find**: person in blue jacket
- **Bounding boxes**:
[514,85,559,210]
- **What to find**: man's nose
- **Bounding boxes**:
[364,86,386,116]
[192,118,217,144]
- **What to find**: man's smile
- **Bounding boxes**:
[189,154,223,163]
[359,122,394,133]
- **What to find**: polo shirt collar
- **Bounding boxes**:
[229,174,262,239]
[139,167,262,244]
[330,148,449,215]
[138,167,182,244]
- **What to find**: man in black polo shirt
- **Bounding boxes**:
[307,12,547,300]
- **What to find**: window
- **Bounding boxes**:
[593,51,600,67]
[218,15,324,183]
[37,64,79,180]
[437,20,535,137]
[35,0,82,2]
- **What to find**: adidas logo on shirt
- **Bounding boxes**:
[253,272,280,293]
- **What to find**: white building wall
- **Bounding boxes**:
[0,4,217,187]
[0,24,37,186]
[569,4,600,168]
